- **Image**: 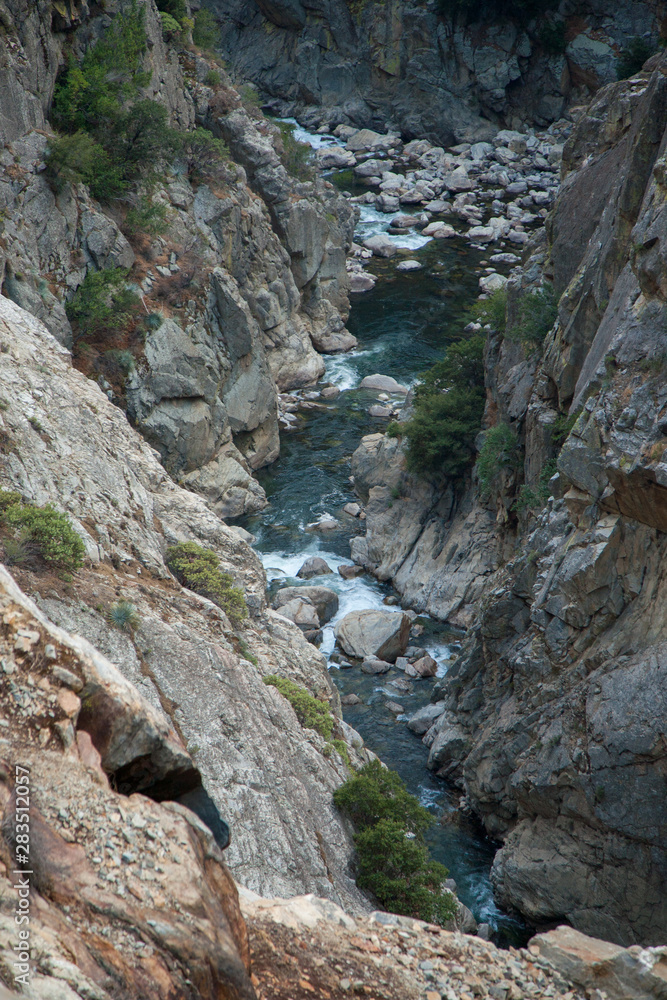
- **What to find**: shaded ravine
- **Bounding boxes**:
[241,132,525,942]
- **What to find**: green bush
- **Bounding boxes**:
[475,423,519,499]
[508,286,557,348]
[157,0,186,22]
[182,127,229,181]
[205,69,222,87]
[0,495,85,572]
[124,195,168,236]
[551,408,580,448]
[617,37,655,80]
[66,268,139,342]
[513,458,558,512]
[334,760,456,925]
[276,121,315,181]
[107,599,140,632]
[193,8,220,50]
[50,3,178,200]
[400,335,486,478]
[159,10,182,37]
[467,287,507,333]
[166,541,248,624]
[263,675,334,739]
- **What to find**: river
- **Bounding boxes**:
[241,124,526,943]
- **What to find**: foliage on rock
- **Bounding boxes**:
[263,675,334,739]
[0,492,85,573]
[334,760,456,924]
[166,541,248,624]
[476,423,519,499]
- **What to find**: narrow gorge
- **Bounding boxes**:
[0,1,666,999]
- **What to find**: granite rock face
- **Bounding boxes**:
[0,0,355,519]
[0,296,373,925]
[209,0,662,142]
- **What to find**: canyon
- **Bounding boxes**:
[0,0,666,997]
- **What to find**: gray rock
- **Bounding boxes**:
[274,586,339,624]
[407,702,445,734]
[385,701,405,714]
[297,557,334,579]
[334,610,410,662]
[361,658,392,674]
[359,374,409,394]
[362,235,398,258]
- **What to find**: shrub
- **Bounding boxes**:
[124,195,168,236]
[475,423,519,499]
[617,37,654,80]
[334,760,456,925]
[193,8,220,50]
[467,287,507,333]
[263,675,334,739]
[386,421,401,438]
[506,286,557,349]
[513,458,558,512]
[551,408,580,448]
[166,541,248,624]
[159,11,182,37]
[401,335,486,478]
[45,131,124,200]
[66,268,139,342]
[182,127,229,181]
[0,496,85,572]
[205,69,222,87]
[107,599,140,632]
[276,121,315,181]
[331,738,351,768]
[157,0,186,21]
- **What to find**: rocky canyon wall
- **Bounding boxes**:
[208,0,666,144]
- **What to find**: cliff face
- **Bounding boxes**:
[413,55,667,945]
[208,0,663,144]
[0,0,355,520]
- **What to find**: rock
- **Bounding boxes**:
[334,610,410,662]
[274,586,339,624]
[362,235,398,258]
[305,515,340,532]
[349,272,377,293]
[317,147,356,169]
[407,702,445,734]
[341,693,362,706]
[477,922,492,941]
[361,658,392,674]
[320,385,340,399]
[479,273,508,292]
[395,657,409,671]
[385,701,405,714]
[338,564,366,579]
[369,404,393,418]
[529,926,667,1000]
[344,502,362,517]
[354,158,387,178]
[359,374,409,394]
[395,260,423,271]
[274,598,321,633]
[297,557,334,578]
[443,166,474,192]
[412,654,438,677]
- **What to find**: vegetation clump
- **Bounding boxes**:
[107,599,140,632]
[334,760,457,924]
[263,675,334,739]
[506,286,557,349]
[192,8,220,50]
[476,423,519,499]
[398,335,486,478]
[276,121,315,181]
[66,268,139,342]
[513,459,558,512]
[166,541,248,624]
[0,492,85,573]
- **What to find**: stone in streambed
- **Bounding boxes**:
[305,514,340,532]
[274,585,339,625]
[297,556,333,578]
[362,235,398,258]
[335,609,410,662]
[274,597,320,633]
[395,260,423,272]
[349,272,376,293]
[413,653,438,677]
[341,693,362,706]
[407,702,445,734]
[343,502,362,517]
[361,658,392,674]
[369,404,393,417]
[320,385,340,399]
[385,701,405,714]
[360,374,408,394]
[338,564,365,579]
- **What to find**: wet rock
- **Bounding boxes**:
[334,610,410,662]
[317,147,356,169]
[272,597,321,634]
[385,701,405,714]
[297,557,334,578]
[362,235,398,258]
[344,502,362,517]
[274,586,339,624]
[320,385,341,399]
[359,374,409,394]
[349,272,377,293]
[338,564,366,580]
[305,515,340,532]
[396,260,423,271]
[361,658,392,674]
[412,654,438,677]
[369,404,393,418]
[407,702,445,734]
[341,693,362,706]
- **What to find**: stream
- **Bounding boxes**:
[241,124,526,944]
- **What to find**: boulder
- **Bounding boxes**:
[363,235,398,258]
[396,260,423,272]
[334,610,410,662]
[385,701,405,714]
[407,702,446,734]
[305,515,340,532]
[361,658,392,674]
[297,556,333,578]
[349,272,376,293]
[274,598,320,633]
[479,273,508,292]
[360,374,409,394]
[338,564,366,579]
[316,147,356,169]
[413,654,438,677]
[354,158,387,178]
[274,586,339,624]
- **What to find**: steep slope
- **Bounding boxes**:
[209,0,662,142]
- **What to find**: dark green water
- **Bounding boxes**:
[241,184,526,943]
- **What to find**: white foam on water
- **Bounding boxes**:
[279,118,345,150]
[356,204,432,249]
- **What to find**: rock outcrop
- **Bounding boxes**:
[0,294,373,920]
[0,0,355,520]
[210,0,661,143]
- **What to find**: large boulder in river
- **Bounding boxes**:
[274,597,320,633]
[334,610,410,662]
[274,586,339,624]
[362,235,397,258]
[297,556,333,578]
